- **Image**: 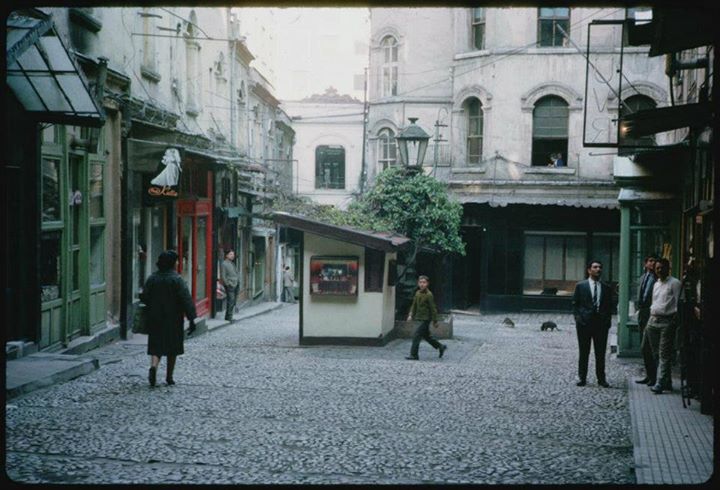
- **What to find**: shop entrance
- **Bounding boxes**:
[177,200,212,317]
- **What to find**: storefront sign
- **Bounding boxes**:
[310,256,359,296]
[147,148,182,202]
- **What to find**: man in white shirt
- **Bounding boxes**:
[645,258,682,394]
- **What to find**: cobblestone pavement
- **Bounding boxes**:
[6,306,637,484]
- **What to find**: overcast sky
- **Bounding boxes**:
[272,8,370,101]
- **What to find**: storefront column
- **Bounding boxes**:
[617,206,633,357]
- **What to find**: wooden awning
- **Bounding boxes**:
[273,212,411,252]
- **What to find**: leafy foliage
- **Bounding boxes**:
[270,167,465,256]
[356,167,465,255]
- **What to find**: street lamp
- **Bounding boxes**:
[396,117,430,170]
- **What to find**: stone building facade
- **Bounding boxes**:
[366,7,667,311]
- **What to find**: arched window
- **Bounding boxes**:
[619,94,657,151]
[532,95,568,166]
[315,145,345,189]
[381,36,398,97]
[378,128,397,169]
[464,97,483,164]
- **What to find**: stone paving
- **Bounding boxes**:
[6,306,640,484]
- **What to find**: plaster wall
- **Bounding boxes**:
[283,101,364,209]
[367,7,668,184]
[302,233,395,338]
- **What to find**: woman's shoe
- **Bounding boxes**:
[148,367,157,387]
[166,377,175,386]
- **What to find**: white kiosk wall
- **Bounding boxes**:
[303,232,396,339]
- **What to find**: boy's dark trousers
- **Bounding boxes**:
[410,320,442,357]
[225,285,238,321]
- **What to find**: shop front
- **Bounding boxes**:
[5,10,106,350]
[616,192,679,357]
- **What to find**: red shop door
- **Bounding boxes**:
[177,200,213,317]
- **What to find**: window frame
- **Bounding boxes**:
[380,36,398,97]
[537,7,570,47]
[471,8,486,51]
[364,248,385,293]
[465,97,483,165]
[531,95,569,166]
[378,127,397,169]
[314,145,346,190]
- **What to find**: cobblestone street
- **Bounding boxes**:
[6,305,638,484]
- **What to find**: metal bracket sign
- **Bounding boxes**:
[582,20,625,148]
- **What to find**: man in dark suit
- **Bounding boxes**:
[635,255,657,385]
[572,260,614,387]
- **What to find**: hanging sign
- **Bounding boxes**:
[147,148,182,201]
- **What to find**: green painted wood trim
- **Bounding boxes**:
[617,205,632,357]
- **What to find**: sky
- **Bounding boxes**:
[271,8,370,101]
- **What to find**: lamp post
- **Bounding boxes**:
[396,117,430,173]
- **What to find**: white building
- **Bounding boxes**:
[367,7,667,312]
[282,88,365,209]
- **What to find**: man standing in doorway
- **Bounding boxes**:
[221,249,239,322]
[635,255,657,386]
[646,258,682,394]
[572,260,614,387]
[282,265,296,304]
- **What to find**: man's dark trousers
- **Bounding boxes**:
[225,285,238,321]
[410,320,441,358]
[638,306,657,383]
[576,315,610,383]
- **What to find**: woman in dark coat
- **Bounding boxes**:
[140,250,196,387]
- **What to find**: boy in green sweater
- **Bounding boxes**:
[405,275,447,360]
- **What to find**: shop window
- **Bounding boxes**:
[523,233,586,296]
[42,124,58,144]
[90,226,105,286]
[40,231,62,302]
[381,35,398,97]
[591,233,620,287]
[464,97,483,164]
[42,158,61,222]
[315,145,345,189]
[378,128,397,169]
[196,216,207,300]
[365,248,385,292]
[531,95,568,166]
[89,163,104,219]
[472,8,486,50]
[619,94,656,153]
[538,7,570,47]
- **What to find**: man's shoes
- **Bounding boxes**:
[576,380,587,386]
[166,377,175,386]
[438,344,447,359]
[646,379,656,386]
[405,356,419,361]
[148,367,157,387]
[635,377,650,384]
[650,384,664,394]
[598,380,610,388]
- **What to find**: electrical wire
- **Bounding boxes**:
[388,8,622,99]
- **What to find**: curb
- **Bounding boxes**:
[6,355,100,400]
[206,302,286,334]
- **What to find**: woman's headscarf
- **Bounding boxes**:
[156,250,179,272]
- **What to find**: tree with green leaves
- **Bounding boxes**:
[270,167,465,313]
